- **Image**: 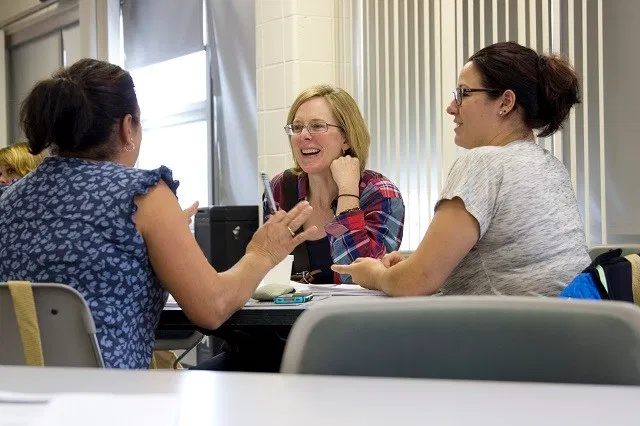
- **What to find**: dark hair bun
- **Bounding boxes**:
[536,54,581,137]
[468,42,580,137]
[21,75,93,155]
[19,58,139,160]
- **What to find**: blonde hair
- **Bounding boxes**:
[286,84,370,174]
[0,142,46,177]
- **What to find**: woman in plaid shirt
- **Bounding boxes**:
[265,84,405,284]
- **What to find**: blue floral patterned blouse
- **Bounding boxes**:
[0,156,178,368]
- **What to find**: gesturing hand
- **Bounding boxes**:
[331,257,387,290]
[247,201,320,267]
[381,251,406,268]
[183,201,199,225]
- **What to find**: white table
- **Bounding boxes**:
[1,366,639,425]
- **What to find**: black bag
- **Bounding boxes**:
[282,169,320,283]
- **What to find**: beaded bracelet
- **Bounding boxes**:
[337,207,361,216]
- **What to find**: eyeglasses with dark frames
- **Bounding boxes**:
[452,87,502,106]
[284,121,343,135]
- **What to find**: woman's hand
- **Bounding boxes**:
[331,257,388,290]
[246,200,318,267]
[183,201,199,224]
[381,251,406,268]
[330,155,361,194]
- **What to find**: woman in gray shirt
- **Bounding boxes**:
[333,41,590,296]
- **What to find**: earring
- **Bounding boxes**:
[125,141,135,152]
[499,111,505,115]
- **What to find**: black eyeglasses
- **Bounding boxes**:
[452,87,502,106]
[284,121,342,135]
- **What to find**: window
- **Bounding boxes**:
[128,51,211,209]
[121,0,257,209]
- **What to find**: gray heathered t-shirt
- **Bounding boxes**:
[438,140,590,296]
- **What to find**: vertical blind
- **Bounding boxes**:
[350,0,606,250]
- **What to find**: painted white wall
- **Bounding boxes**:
[256,0,346,182]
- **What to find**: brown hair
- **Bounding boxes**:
[20,58,140,160]
[468,41,580,137]
[0,142,46,177]
[287,84,369,174]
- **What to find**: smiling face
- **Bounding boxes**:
[290,97,349,175]
[446,61,503,149]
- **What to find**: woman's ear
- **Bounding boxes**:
[500,90,517,114]
[119,114,135,146]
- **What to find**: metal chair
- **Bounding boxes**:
[154,330,204,368]
[0,282,104,367]
[281,296,640,385]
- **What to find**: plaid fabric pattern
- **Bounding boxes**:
[265,169,405,283]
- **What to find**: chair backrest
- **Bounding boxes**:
[588,245,640,261]
[281,296,640,385]
[0,282,104,367]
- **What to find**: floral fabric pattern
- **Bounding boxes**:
[0,156,178,368]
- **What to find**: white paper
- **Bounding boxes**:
[27,393,179,426]
[165,294,178,307]
[303,283,386,296]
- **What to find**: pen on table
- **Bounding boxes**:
[260,171,277,214]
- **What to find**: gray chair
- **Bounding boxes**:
[0,282,104,367]
[281,296,640,385]
[154,331,204,352]
[154,331,204,368]
[588,244,640,261]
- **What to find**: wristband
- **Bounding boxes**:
[337,193,359,199]
[337,207,360,216]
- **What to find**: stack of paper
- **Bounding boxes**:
[304,284,386,297]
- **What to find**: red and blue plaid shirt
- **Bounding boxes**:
[265,169,405,283]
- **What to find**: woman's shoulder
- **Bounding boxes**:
[462,140,538,164]
[361,169,402,199]
[50,157,180,195]
[270,170,286,187]
[270,168,306,194]
[450,145,512,176]
[361,169,395,185]
[125,165,180,196]
[461,145,505,162]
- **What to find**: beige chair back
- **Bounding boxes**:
[0,282,104,367]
